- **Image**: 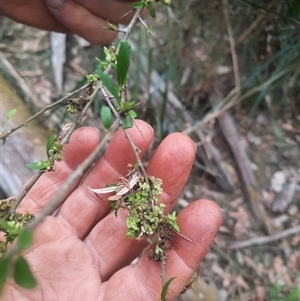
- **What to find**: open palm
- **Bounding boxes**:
[4,120,222,301]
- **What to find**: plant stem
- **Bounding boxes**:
[3,7,147,261]
[2,171,44,220]
[0,83,91,141]
[4,118,120,260]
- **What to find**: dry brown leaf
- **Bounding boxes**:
[222,273,232,288]
[187,278,219,301]
[214,234,227,248]
[235,275,249,290]
[283,122,298,133]
[283,271,292,288]
[229,197,244,208]
[229,210,250,238]
[290,234,300,246]
[244,255,258,270]
[288,252,299,273]
[267,268,275,284]
[274,256,284,274]
[218,225,231,234]
[255,283,265,301]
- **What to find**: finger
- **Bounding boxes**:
[146,132,196,211]
[55,120,153,238]
[73,0,147,24]
[98,200,222,301]
[45,0,118,44]
[19,127,100,214]
[1,0,69,32]
[84,133,196,281]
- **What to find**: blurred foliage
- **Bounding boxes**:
[269,282,300,301]
[129,0,300,138]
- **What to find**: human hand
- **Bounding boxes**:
[1,0,144,44]
[3,120,222,301]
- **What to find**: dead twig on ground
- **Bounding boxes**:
[229,224,300,249]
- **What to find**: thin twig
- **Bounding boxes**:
[0,51,42,111]
[161,254,166,287]
[157,227,166,287]
[3,7,146,261]
[1,9,142,142]
[138,17,156,38]
[222,0,241,102]
[103,27,127,34]
[229,225,300,250]
[123,9,143,41]
[5,119,120,259]
[2,172,44,220]
[61,8,143,145]
[100,86,119,117]
[122,129,154,207]
[0,79,91,140]
[183,60,300,136]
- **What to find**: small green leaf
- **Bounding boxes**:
[116,41,131,88]
[122,115,133,129]
[26,161,49,171]
[0,257,10,294]
[95,70,120,104]
[18,229,33,249]
[2,109,17,130]
[26,162,40,170]
[128,110,137,118]
[46,135,57,158]
[132,1,146,9]
[101,106,112,129]
[149,4,156,18]
[7,109,17,119]
[161,277,176,301]
[103,47,112,60]
[120,101,136,113]
[107,20,117,31]
[13,256,36,289]
[146,25,153,37]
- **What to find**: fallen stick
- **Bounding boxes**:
[229,225,300,249]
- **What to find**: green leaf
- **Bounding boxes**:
[7,109,17,119]
[2,109,17,130]
[161,277,176,301]
[0,257,10,294]
[107,21,117,31]
[18,229,33,249]
[95,70,120,104]
[132,1,146,9]
[121,100,136,111]
[13,256,37,289]
[101,106,112,129]
[26,161,49,171]
[103,47,112,61]
[149,4,156,18]
[122,115,133,129]
[116,41,131,88]
[128,110,137,118]
[46,135,57,158]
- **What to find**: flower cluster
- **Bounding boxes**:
[89,168,180,259]
[0,199,35,258]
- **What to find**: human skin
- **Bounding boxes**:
[0,0,146,44]
[3,120,222,300]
